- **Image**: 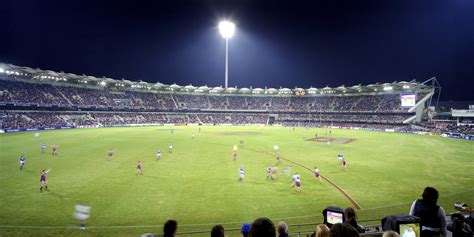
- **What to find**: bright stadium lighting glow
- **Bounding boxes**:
[99,81,106,86]
[218,21,235,39]
[0,68,4,73]
[218,20,236,89]
[383,86,393,91]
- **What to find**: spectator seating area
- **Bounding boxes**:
[0,78,435,131]
[0,111,417,130]
[0,79,423,112]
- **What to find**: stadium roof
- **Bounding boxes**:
[0,62,434,95]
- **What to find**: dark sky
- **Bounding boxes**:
[1,0,473,100]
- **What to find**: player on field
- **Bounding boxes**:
[39,169,50,192]
[239,165,245,181]
[276,154,281,165]
[273,144,279,153]
[136,161,143,175]
[19,155,26,170]
[192,133,195,139]
[168,143,173,154]
[292,172,300,179]
[41,143,46,153]
[108,149,114,160]
[51,144,58,156]
[240,139,244,145]
[341,158,347,171]
[314,166,321,182]
[291,173,301,188]
[266,166,274,180]
[338,153,343,164]
[232,144,238,161]
[293,176,301,192]
[156,149,162,160]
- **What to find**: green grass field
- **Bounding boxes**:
[1,126,473,236]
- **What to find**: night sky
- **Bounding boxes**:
[1,0,473,100]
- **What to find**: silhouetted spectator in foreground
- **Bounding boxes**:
[163,219,178,237]
[315,224,330,237]
[382,230,400,237]
[329,223,359,237]
[250,217,276,237]
[211,224,225,237]
[344,207,365,233]
[447,213,473,237]
[277,221,288,237]
[242,223,251,237]
[409,187,447,237]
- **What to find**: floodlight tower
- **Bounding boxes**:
[218,21,235,89]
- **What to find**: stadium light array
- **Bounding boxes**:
[0,68,4,73]
[218,21,235,39]
[383,86,393,91]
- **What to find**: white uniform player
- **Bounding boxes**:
[273,144,279,153]
[239,166,245,181]
[291,173,300,182]
[156,150,162,160]
[338,153,343,163]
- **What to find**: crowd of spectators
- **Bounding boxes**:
[0,80,68,105]
[275,113,410,124]
[419,121,474,135]
[1,110,427,130]
[0,111,270,129]
[0,79,426,112]
[3,110,471,134]
[3,79,456,132]
[175,94,209,109]
[444,124,474,134]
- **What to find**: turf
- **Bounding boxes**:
[0,126,473,236]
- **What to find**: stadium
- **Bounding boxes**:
[1,62,473,236]
[1,1,474,237]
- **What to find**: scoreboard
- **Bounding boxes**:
[400,94,416,107]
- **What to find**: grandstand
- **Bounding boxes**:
[0,63,436,132]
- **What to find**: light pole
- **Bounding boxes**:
[218,21,235,89]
